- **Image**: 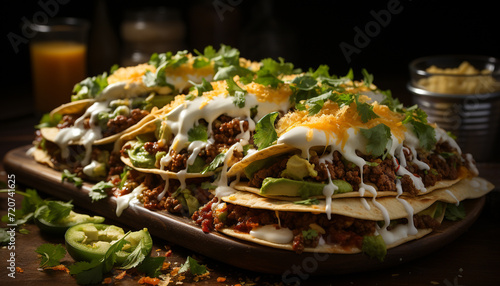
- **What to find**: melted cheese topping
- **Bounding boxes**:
[277,100,407,150]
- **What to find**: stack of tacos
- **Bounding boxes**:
[30,46,494,261]
[113,56,301,217]
[189,68,494,259]
[31,45,252,182]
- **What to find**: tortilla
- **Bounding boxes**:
[220,225,434,254]
[219,177,493,221]
[228,143,472,199]
[214,177,491,253]
[40,113,157,146]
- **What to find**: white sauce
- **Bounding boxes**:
[115,184,147,217]
[250,225,294,244]
[445,189,460,206]
[83,160,99,177]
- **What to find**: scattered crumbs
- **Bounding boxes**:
[217,277,227,283]
[162,262,171,270]
[15,267,24,273]
[170,267,180,277]
[115,270,128,280]
[47,265,70,273]
[430,281,439,285]
[138,277,161,285]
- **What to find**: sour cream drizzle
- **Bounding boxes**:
[157,85,290,191]
[275,118,444,241]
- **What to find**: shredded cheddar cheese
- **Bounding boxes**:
[277,97,407,149]
[107,63,156,85]
[245,81,293,104]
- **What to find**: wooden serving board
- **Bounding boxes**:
[3,145,486,275]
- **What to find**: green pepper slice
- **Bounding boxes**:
[34,205,105,234]
[65,223,152,264]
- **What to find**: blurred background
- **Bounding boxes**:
[2,0,499,123]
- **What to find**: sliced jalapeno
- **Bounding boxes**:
[34,205,105,234]
[65,223,152,264]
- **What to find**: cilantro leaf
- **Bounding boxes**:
[254,112,279,150]
[35,243,66,268]
[290,75,321,104]
[402,107,436,150]
[118,239,148,270]
[89,181,113,202]
[201,152,226,174]
[188,124,208,142]
[35,113,63,129]
[379,89,402,112]
[69,260,104,285]
[62,170,83,187]
[301,91,334,116]
[445,203,466,221]
[361,68,374,88]
[71,72,109,101]
[360,124,392,158]
[355,94,379,123]
[179,256,208,276]
[43,200,73,223]
[190,78,213,96]
[1,189,45,225]
[226,77,247,108]
[136,256,165,278]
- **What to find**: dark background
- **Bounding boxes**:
[2,0,500,110]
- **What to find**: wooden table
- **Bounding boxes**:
[1,113,500,286]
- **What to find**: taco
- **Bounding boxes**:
[119,57,301,188]
[32,46,247,180]
[192,176,492,257]
[226,77,478,203]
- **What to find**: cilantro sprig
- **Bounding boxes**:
[179,256,208,276]
[402,106,436,151]
[360,124,392,158]
[35,243,66,268]
[253,112,279,150]
[62,169,83,188]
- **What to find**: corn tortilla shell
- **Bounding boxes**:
[220,177,493,221]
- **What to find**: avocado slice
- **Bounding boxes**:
[280,155,318,180]
[260,177,352,199]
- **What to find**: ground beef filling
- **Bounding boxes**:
[126,115,250,172]
[249,142,464,195]
[193,198,441,253]
[56,108,149,138]
[115,169,212,215]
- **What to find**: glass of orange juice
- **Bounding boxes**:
[30,18,89,113]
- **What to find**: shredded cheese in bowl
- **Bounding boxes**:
[417,61,500,94]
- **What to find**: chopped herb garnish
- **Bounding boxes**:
[62,169,83,187]
[360,124,392,158]
[35,243,66,268]
[253,112,279,150]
